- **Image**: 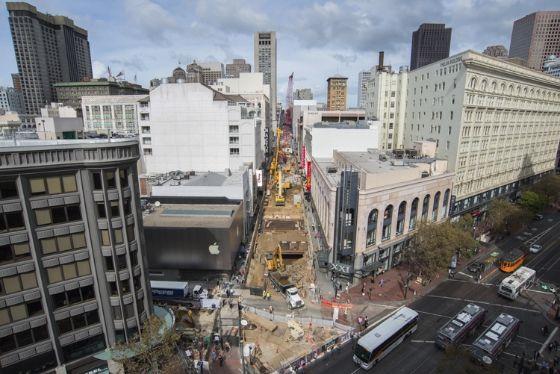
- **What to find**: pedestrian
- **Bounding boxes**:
[267,291,271,300]
[224,341,231,353]
[198,360,204,374]
[361,284,365,295]
[358,316,363,327]
[364,315,369,328]
[379,278,385,288]
[211,349,217,362]
[262,290,266,299]
[345,283,349,294]
[219,352,224,367]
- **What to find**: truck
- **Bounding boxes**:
[150,280,189,300]
[268,272,305,309]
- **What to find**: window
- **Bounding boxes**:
[5,211,24,230]
[97,203,106,218]
[26,300,42,316]
[62,263,77,279]
[0,309,9,325]
[113,306,122,319]
[77,260,91,276]
[0,181,18,199]
[121,279,131,294]
[123,199,131,215]
[0,242,31,264]
[51,285,95,309]
[92,172,102,190]
[66,205,81,221]
[57,318,73,334]
[10,304,27,321]
[15,330,33,346]
[40,233,86,254]
[105,256,115,271]
[62,175,77,192]
[230,148,240,155]
[57,235,72,251]
[126,224,135,242]
[116,254,127,270]
[119,169,129,187]
[101,230,110,246]
[20,272,37,290]
[108,281,119,296]
[114,229,123,244]
[72,232,86,249]
[29,175,77,196]
[110,201,120,217]
[106,171,116,189]
[130,251,138,267]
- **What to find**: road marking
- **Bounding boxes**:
[447,278,495,287]
[539,327,559,355]
[458,271,473,279]
[425,294,540,313]
[350,368,361,374]
[525,288,553,295]
[410,339,435,344]
[516,335,544,345]
[415,310,452,319]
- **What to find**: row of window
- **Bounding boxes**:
[0,324,49,354]
[0,299,43,326]
[112,302,140,320]
[29,175,77,196]
[35,204,81,226]
[41,232,87,255]
[0,271,37,295]
[108,274,142,296]
[56,310,99,335]
[51,284,95,309]
[100,224,135,246]
[0,210,25,233]
[92,169,129,190]
[97,199,131,218]
[105,251,138,271]
[0,241,31,265]
[46,260,91,284]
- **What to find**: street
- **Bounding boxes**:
[307,211,560,373]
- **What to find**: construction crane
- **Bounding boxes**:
[275,169,285,206]
[270,127,282,174]
[265,244,285,272]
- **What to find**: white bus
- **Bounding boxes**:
[353,307,418,370]
[498,266,536,300]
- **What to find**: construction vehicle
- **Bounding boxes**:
[275,169,285,206]
[269,272,305,309]
[265,245,284,272]
[269,128,282,174]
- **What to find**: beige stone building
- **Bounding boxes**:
[326,75,348,111]
[311,149,453,277]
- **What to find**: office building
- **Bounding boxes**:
[509,11,560,70]
[186,61,224,85]
[311,149,453,277]
[54,79,148,115]
[0,112,22,137]
[410,23,452,70]
[483,45,508,58]
[326,75,348,111]
[7,2,93,115]
[34,103,83,140]
[294,88,313,100]
[82,95,147,135]
[543,55,560,78]
[225,59,251,78]
[11,74,22,93]
[403,50,560,216]
[0,87,24,114]
[254,32,277,128]
[0,139,151,373]
[140,83,263,175]
[357,71,372,108]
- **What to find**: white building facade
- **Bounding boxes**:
[140,83,262,175]
[81,95,147,135]
[403,50,560,216]
[543,55,560,78]
[364,67,408,151]
[34,103,83,140]
[357,71,372,108]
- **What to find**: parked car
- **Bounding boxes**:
[529,244,543,253]
[467,261,485,274]
[534,214,544,221]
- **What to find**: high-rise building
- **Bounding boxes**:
[357,71,372,108]
[410,23,452,70]
[0,139,151,373]
[7,2,93,116]
[483,45,508,58]
[226,59,251,78]
[82,95,148,135]
[543,55,560,78]
[11,74,22,93]
[254,32,277,128]
[403,50,560,216]
[509,11,560,71]
[0,87,24,114]
[294,88,313,100]
[186,61,224,85]
[326,75,348,111]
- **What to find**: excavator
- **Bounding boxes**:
[269,128,282,175]
[265,244,285,272]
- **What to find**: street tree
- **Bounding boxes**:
[112,314,193,374]
[530,174,560,204]
[404,221,477,280]
[485,198,528,235]
[520,190,548,213]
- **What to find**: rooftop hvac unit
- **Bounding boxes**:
[421,171,430,178]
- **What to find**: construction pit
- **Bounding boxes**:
[241,311,343,373]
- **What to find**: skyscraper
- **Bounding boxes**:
[326,75,348,111]
[410,23,452,70]
[7,2,93,115]
[509,11,560,71]
[226,59,251,78]
[294,88,313,100]
[357,71,372,108]
[254,32,277,127]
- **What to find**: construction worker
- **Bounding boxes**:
[262,289,266,299]
[266,291,271,300]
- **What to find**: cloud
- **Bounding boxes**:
[123,0,181,42]
[92,61,107,79]
[194,0,270,35]
[332,53,357,65]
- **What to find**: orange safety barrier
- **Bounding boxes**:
[321,299,353,309]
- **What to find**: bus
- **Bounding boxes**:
[498,266,536,300]
[498,249,526,273]
[353,307,418,370]
[435,303,486,349]
[471,313,520,365]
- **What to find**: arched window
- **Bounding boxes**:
[480,80,487,91]
[409,198,419,230]
[442,189,451,218]
[469,77,477,89]
[432,192,441,221]
[421,194,430,221]
[366,209,378,246]
[397,201,407,235]
[382,205,393,241]
[491,81,497,92]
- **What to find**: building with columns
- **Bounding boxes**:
[311,149,453,278]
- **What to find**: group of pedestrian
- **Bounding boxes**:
[357,315,369,330]
[262,289,272,300]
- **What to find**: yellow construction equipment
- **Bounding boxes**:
[275,169,285,206]
[269,128,282,174]
[265,244,284,271]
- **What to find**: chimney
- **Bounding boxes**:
[377,51,385,71]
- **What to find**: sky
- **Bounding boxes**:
[0,0,558,106]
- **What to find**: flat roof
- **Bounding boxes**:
[142,203,241,228]
[312,121,371,129]
[0,138,137,150]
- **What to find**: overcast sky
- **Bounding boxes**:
[1,0,558,106]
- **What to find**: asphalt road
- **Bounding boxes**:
[306,212,560,374]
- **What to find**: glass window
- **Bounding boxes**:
[15,329,33,346]
[10,304,27,321]
[101,230,110,246]
[51,207,66,224]
[47,267,63,283]
[130,251,138,267]
[6,211,24,230]
[41,238,57,254]
[62,175,77,192]
[120,279,130,294]
[32,325,49,341]
[0,244,12,263]
[26,300,42,316]
[92,172,102,190]
[119,169,128,187]
[137,300,144,314]
[20,272,37,290]
[105,256,114,271]
[46,177,62,194]
[52,292,68,309]
[113,306,122,319]
[3,275,21,293]
[97,203,106,218]
[110,201,120,217]
[0,181,18,199]
[13,242,30,256]
[0,335,16,352]
[0,308,10,325]
[123,199,131,215]
[71,233,86,249]
[85,310,99,325]
[29,178,46,195]
[57,236,72,251]
[108,281,119,296]
[81,285,95,300]
[67,288,81,304]
[62,264,77,280]
[66,205,81,221]
[57,318,72,334]
[77,260,91,276]
[72,314,87,330]
[106,171,116,188]
[114,229,123,244]
[124,303,135,318]
[116,254,127,270]
[126,224,135,241]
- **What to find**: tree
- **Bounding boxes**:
[112,314,193,374]
[404,221,477,280]
[485,198,529,235]
[530,174,560,204]
[520,190,548,213]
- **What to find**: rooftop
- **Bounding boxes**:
[142,203,241,228]
[0,138,137,149]
[327,75,348,80]
[312,120,371,129]
[53,79,147,90]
